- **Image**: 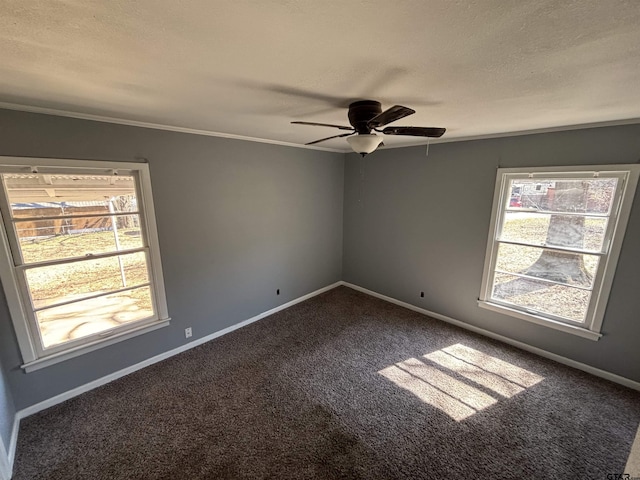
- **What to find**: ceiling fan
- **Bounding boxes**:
[292,100,445,156]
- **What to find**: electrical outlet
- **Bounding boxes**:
[420,291,425,298]
[277,289,280,295]
[185,327,192,338]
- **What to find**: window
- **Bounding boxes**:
[479,165,640,340]
[0,157,169,371]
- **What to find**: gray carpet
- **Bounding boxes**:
[13,286,640,479]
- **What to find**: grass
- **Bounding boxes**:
[20,229,154,347]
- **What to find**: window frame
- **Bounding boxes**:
[478,164,640,341]
[0,157,170,371]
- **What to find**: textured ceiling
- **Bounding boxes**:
[1,0,640,151]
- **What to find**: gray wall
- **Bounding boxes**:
[0,353,15,452]
[344,124,640,382]
[0,109,344,409]
[1,106,638,413]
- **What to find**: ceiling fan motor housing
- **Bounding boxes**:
[348,100,382,134]
[292,99,445,148]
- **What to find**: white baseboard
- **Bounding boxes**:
[13,281,342,441]
[342,282,640,391]
[0,413,19,480]
[6,417,18,479]
[0,434,9,480]
[9,417,18,468]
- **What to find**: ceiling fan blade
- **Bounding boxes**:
[367,105,415,128]
[382,126,446,138]
[305,132,355,145]
[292,121,354,131]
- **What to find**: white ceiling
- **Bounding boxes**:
[1,0,640,151]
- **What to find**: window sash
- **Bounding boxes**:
[479,166,638,336]
[12,215,144,266]
[503,208,610,218]
[495,238,606,256]
[492,269,594,292]
[0,157,169,366]
[11,210,141,223]
[33,281,152,313]
[29,283,158,356]
[487,296,590,326]
[15,246,147,269]
[20,248,153,313]
[497,172,626,256]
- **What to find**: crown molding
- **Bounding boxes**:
[2,101,640,155]
[376,117,640,152]
[0,102,344,153]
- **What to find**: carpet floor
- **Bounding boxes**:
[13,286,640,479]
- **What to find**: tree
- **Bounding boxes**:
[524,182,591,286]
[113,195,136,229]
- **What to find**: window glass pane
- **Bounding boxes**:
[25,252,149,309]
[500,212,607,251]
[507,178,618,215]
[16,214,143,263]
[36,286,154,348]
[492,273,590,323]
[494,243,599,288]
[3,174,138,217]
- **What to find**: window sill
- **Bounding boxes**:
[21,318,171,373]
[477,301,602,341]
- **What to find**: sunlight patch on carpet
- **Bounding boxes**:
[379,344,544,421]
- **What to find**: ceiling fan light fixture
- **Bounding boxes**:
[346,134,383,156]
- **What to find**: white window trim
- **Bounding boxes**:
[479,164,640,341]
[0,156,170,371]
